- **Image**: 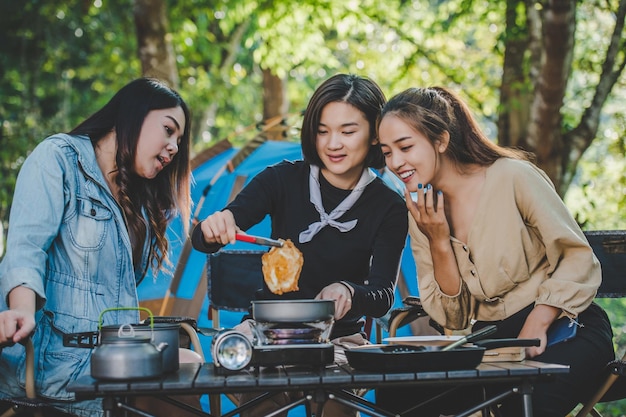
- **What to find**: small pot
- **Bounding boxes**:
[252,299,335,323]
[91,324,169,380]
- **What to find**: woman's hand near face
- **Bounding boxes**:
[406,186,462,296]
[199,210,240,246]
[315,282,353,320]
[405,185,450,243]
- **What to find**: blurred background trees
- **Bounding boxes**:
[1,0,623,238]
[0,0,625,411]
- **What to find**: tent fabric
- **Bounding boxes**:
[137,140,419,342]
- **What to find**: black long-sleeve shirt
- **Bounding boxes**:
[192,160,408,338]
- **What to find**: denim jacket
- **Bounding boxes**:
[0,134,149,417]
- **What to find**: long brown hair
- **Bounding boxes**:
[379,87,530,168]
[70,78,191,277]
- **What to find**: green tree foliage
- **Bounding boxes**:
[0,0,139,227]
[0,0,623,252]
[1,0,624,263]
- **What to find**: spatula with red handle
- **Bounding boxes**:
[235,233,284,248]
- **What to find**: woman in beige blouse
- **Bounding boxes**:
[375,86,614,417]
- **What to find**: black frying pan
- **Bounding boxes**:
[345,336,541,373]
[251,299,335,323]
[345,325,497,373]
[345,344,487,373]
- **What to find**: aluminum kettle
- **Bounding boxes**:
[90,307,169,380]
[91,323,168,380]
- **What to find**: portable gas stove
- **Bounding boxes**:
[250,321,335,368]
[251,342,335,368]
[211,304,336,372]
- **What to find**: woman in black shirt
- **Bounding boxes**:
[193,73,407,339]
[192,73,408,416]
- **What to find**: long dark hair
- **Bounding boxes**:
[301,73,387,169]
[70,78,191,275]
[379,87,529,168]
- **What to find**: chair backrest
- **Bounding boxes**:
[584,230,626,297]
[206,249,266,323]
[573,232,626,416]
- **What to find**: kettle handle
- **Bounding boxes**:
[98,307,154,331]
[117,323,137,338]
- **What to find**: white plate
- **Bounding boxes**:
[382,335,464,346]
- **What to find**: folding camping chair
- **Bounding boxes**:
[0,339,47,417]
[206,249,267,331]
[575,230,626,417]
[205,249,267,416]
[377,295,434,339]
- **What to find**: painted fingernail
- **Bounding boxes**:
[417,183,423,189]
[437,190,443,195]
[427,184,432,190]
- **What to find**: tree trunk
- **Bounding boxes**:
[500,0,626,197]
[498,0,531,149]
[133,0,179,88]
[262,68,288,140]
[526,0,576,193]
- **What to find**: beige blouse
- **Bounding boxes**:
[409,158,600,330]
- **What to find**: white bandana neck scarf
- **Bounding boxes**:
[298,165,376,243]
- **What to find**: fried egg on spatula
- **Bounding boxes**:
[261,239,303,295]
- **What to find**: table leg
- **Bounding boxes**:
[221,392,276,417]
[326,390,399,417]
[518,381,534,417]
[264,395,310,417]
[102,397,116,417]
[455,389,515,417]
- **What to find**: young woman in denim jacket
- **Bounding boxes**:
[0,78,191,417]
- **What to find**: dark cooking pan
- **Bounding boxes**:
[345,344,487,373]
[346,331,541,373]
[252,299,335,323]
[346,325,497,373]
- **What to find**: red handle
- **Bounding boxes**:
[235,233,256,244]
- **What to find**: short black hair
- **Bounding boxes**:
[301,74,386,169]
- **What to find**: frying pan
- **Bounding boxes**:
[346,333,541,373]
[345,344,487,372]
[345,325,496,373]
[252,299,335,323]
